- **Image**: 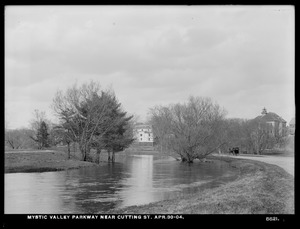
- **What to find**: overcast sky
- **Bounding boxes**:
[5,5,295,129]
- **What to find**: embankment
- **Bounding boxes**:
[107,156,294,214]
[5,150,99,173]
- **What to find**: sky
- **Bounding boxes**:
[5,5,295,129]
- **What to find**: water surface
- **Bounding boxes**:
[5,155,238,214]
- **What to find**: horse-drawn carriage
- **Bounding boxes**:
[229,147,239,156]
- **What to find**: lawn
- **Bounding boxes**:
[5,150,99,173]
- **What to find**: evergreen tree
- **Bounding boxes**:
[96,93,134,162]
[31,121,50,149]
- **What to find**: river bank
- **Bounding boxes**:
[4,149,162,173]
[4,150,100,173]
[106,156,294,214]
[5,150,294,214]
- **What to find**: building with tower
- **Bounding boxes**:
[253,108,287,137]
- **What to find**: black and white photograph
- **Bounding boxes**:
[4,5,295,221]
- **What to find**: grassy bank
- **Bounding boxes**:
[106,156,294,214]
[4,148,163,173]
[5,150,100,173]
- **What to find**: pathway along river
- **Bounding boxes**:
[5,155,238,214]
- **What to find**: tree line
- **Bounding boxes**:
[5,81,134,162]
[5,110,54,150]
[148,96,289,163]
[5,80,289,164]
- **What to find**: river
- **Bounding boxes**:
[5,155,238,214]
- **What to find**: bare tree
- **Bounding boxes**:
[148,106,173,153]
[219,118,252,154]
[5,128,36,150]
[149,96,227,163]
[51,124,74,159]
[247,120,276,154]
[5,129,22,149]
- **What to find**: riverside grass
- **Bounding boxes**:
[107,156,294,214]
[5,150,99,173]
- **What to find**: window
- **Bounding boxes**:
[140,138,143,141]
[140,134,142,137]
[149,138,150,141]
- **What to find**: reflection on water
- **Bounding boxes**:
[5,155,238,214]
[118,155,154,207]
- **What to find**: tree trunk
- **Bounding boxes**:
[80,143,91,161]
[112,151,115,162]
[8,141,15,149]
[80,144,87,161]
[186,149,194,163]
[67,142,71,159]
[108,151,111,162]
[86,145,91,161]
[73,142,76,157]
[97,148,101,164]
[187,157,193,163]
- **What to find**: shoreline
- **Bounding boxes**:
[4,150,164,174]
[105,155,294,214]
[4,150,101,173]
[5,151,294,214]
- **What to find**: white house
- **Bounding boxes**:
[133,123,154,146]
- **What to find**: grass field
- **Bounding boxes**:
[4,150,99,173]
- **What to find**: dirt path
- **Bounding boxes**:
[223,154,294,176]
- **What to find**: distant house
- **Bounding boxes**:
[133,123,154,146]
[289,118,295,135]
[253,108,287,137]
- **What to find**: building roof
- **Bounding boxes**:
[254,112,286,123]
[133,123,152,129]
[289,118,295,125]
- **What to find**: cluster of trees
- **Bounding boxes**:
[5,110,53,150]
[222,118,287,155]
[51,81,134,162]
[148,96,288,163]
[5,128,35,150]
[5,81,135,162]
